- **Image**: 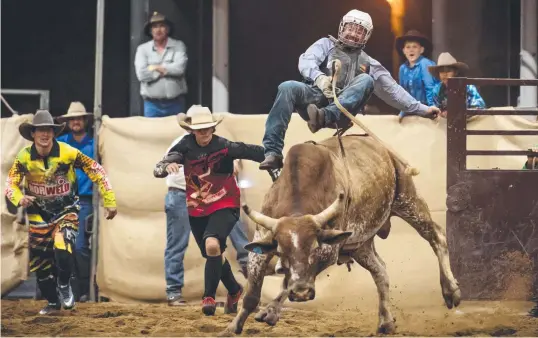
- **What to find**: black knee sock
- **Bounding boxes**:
[55,249,74,285]
[220,259,241,295]
[37,273,59,304]
[204,255,223,299]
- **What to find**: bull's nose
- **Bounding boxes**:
[288,287,315,302]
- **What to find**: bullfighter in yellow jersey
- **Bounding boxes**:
[4,110,117,315]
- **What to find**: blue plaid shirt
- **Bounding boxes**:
[398,56,439,106]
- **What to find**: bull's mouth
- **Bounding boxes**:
[288,288,316,302]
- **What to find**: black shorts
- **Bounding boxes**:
[189,207,239,258]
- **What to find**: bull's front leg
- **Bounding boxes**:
[254,273,290,326]
[352,239,396,334]
[222,251,273,336]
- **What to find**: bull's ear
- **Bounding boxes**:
[244,240,278,255]
[318,229,353,245]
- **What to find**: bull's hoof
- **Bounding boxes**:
[254,307,280,326]
[443,286,462,309]
[377,320,396,334]
[218,328,237,337]
[220,322,241,336]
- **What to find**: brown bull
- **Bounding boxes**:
[224,135,461,335]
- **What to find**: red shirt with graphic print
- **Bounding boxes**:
[154,134,265,217]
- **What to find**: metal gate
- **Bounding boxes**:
[446,77,538,300]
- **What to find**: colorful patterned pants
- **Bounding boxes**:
[29,212,78,303]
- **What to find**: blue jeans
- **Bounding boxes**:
[144,95,186,118]
[164,189,250,298]
[262,74,374,157]
[229,218,249,268]
[164,189,191,298]
[76,197,92,258]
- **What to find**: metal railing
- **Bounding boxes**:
[1,89,50,113]
[446,77,538,172]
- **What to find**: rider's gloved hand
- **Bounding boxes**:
[314,74,334,99]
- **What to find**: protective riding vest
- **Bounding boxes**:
[319,35,371,90]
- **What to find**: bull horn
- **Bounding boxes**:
[312,191,345,227]
[242,204,278,232]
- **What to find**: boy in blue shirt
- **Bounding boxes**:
[56,101,95,302]
[395,30,439,122]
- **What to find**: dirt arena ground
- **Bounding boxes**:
[2,298,537,337]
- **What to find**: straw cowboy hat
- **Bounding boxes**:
[177,105,224,131]
[428,52,470,79]
[395,29,432,56]
[56,101,93,123]
[144,12,174,38]
[19,110,66,141]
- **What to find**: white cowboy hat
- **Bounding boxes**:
[428,52,469,79]
[177,105,224,131]
[19,110,66,141]
[56,102,93,123]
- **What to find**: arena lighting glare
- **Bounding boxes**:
[237,179,253,189]
[385,0,405,75]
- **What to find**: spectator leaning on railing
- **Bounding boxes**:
[395,30,439,122]
[428,52,486,118]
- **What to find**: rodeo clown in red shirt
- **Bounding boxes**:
[153,105,265,316]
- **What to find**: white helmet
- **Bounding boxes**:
[338,9,373,49]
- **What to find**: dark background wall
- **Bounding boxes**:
[1,0,130,117]
[228,0,396,114]
[432,0,523,108]
[0,0,211,118]
[0,0,525,118]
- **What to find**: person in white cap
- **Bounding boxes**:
[153,105,265,316]
[56,101,95,302]
[259,9,441,170]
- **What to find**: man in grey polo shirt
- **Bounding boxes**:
[164,132,250,306]
[135,12,188,117]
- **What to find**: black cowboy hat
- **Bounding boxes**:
[144,12,174,38]
[19,110,66,141]
[395,29,433,57]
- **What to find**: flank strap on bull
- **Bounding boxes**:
[266,168,281,182]
[331,60,420,176]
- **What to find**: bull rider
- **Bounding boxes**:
[259,9,441,170]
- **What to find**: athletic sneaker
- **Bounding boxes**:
[202,297,216,316]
